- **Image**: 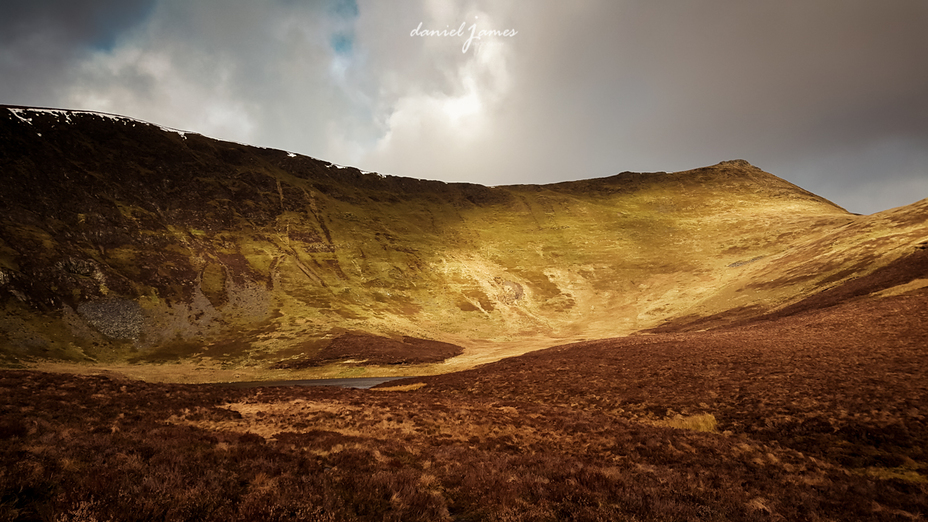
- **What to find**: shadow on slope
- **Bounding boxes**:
[271,333,464,368]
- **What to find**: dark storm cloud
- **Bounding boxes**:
[0,0,154,48]
[0,0,155,103]
[625,1,928,163]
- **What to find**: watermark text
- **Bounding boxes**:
[410,17,517,53]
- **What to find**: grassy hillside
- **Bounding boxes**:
[1,106,925,380]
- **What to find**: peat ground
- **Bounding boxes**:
[2,290,927,520]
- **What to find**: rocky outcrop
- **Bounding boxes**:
[76,299,142,340]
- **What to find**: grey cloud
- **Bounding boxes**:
[0,0,155,48]
[446,0,928,213]
[0,0,155,105]
[56,0,364,155]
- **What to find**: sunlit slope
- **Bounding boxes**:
[1,106,922,372]
[649,196,928,331]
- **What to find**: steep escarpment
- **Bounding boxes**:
[1,106,924,376]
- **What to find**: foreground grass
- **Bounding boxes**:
[2,292,926,520]
[3,370,918,522]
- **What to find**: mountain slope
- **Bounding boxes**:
[1,106,925,378]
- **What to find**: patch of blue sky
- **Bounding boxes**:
[330,32,353,55]
[87,0,157,52]
[327,0,359,19]
[327,0,358,57]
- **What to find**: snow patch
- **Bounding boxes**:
[287,152,297,158]
[8,108,33,125]
[7,107,190,139]
[325,162,383,177]
[158,125,187,138]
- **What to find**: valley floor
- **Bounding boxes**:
[2,289,926,521]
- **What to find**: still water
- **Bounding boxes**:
[220,376,415,390]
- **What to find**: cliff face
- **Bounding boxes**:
[1,106,925,371]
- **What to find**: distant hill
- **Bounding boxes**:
[1,106,926,377]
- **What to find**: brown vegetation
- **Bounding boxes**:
[273,333,464,369]
[2,287,926,520]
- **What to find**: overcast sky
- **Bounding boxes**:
[2,0,927,214]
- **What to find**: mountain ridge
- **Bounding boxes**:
[1,105,924,380]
